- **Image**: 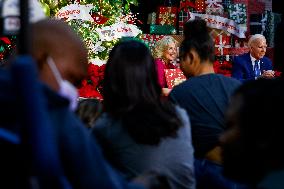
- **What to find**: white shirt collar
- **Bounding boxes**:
[250,54,258,66]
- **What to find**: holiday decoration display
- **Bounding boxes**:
[1,0,282,97]
[38,0,140,98]
[188,12,247,38]
[179,0,195,12]
[157,6,178,26]
[0,36,16,66]
[228,3,247,24]
[250,12,268,35]
[150,24,177,35]
[222,0,232,10]
[178,0,195,34]
[215,33,231,55]
[40,0,140,62]
[195,0,206,13]
[78,63,105,99]
[140,34,165,51]
[178,10,190,34]
[147,12,157,25]
[205,0,224,16]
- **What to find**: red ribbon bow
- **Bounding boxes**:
[0,37,11,45]
[179,1,196,12]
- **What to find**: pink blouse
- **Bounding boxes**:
[154,58,177,88]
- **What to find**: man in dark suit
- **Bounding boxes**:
[231,34,274,82]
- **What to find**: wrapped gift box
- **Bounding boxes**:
[205,0,224,15]
[178,10,190,34]
[150,25,177,35]
[195,0,206,13]
[178,0,196,34]
[215,33,231,55]
[228,3,247,24]
[222,0,232,11]
[157,6,178,26]
[165,68,186,89]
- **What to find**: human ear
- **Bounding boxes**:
[188,49,200,65]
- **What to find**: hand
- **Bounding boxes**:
[162,88,171,96]
[261,70,275,79]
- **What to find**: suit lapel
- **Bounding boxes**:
[245,53,254,76]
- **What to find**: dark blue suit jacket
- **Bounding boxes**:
[231,53,273,82]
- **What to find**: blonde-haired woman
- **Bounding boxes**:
[153,36,178,94]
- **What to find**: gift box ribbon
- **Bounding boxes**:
[230,4,246,24]
[179,1,196,12]
[205,0,223,8]
[215,35,231,55]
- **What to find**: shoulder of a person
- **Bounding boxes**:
[233,53,249,62]
[92,113,119,132]
[170,78,191,94]
[154,58,163,64]
[261,56,272,63]
[174,105,187,117]
[218,74,241,84]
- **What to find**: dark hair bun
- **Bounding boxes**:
[184,19,208,39]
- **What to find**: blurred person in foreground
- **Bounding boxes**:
[91,39,195,189]
[0,18,167,189]
[220,78,284,189]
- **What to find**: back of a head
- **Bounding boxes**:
[223,78,284,184]
[181,19,215,63]
[103,40,181,145]
[103,40,160,114]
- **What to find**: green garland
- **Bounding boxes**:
[40,0,139,61]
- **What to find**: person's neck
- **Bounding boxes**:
[195,61,215,76]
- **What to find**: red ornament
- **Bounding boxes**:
[92,13,109,25]
[0,37,11,45]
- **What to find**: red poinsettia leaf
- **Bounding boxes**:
[0,37,11,44]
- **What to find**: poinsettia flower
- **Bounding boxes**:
[77,63,106,99]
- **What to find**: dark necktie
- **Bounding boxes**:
[254,60,261,79]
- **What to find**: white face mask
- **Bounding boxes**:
[46,56,78,111]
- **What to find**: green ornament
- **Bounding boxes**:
[40,2,50,17]
[0,46,5,53]
[47,0,58,9]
